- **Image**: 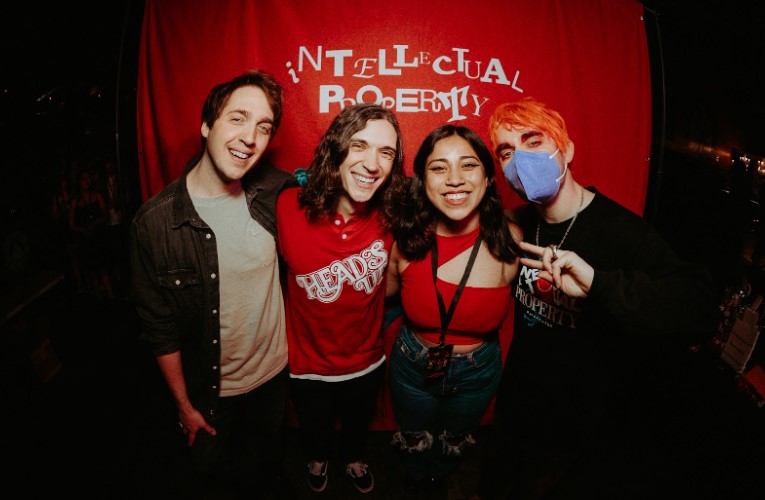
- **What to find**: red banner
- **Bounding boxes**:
[136,0,652,428]
[137,0,651,213]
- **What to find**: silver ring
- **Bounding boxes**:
[551,245,559,260]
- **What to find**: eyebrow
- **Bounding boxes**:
[521,131,542,143]
[494,130,543,156]
[351,137,397,152]
[228,108,273,123]
[427,155,479,166]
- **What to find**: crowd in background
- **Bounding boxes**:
[44,155,130,300]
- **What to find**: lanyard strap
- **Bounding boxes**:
[431,232,483,346]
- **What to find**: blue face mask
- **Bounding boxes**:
[503,149,567,204]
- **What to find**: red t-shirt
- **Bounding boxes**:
[277,187,392,377]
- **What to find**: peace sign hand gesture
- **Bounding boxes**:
[518,240,594,298]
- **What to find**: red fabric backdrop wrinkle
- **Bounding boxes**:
[136,0,652,430]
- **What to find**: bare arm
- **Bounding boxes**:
[156,351,216,446]
[505,220,524,284]
[386,242,402,298]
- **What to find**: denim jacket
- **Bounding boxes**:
[129,157,297,418]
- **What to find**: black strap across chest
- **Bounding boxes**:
[430,232,483,346]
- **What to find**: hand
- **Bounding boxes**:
[518,240,594,298]
[178,407,217,447]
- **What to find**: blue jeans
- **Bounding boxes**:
[388,324,502,480]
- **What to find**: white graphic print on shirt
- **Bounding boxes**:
[296,239,388,303]
[515,258,581,329]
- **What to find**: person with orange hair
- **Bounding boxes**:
[472,97,719,499]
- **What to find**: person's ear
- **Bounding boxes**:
[201,122,210,139]
[563,141,575,164]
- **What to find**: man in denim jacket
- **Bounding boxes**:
[130,69,297,498]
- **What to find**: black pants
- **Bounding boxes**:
[290,363,384,465]
[190,366,290,477]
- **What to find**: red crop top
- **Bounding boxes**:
[399,227,512,345]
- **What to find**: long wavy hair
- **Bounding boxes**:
[393,125,519,262]
[298,103,407,228]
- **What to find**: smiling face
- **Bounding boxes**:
[200,85,274,187]
[336,119,397,212]
[425,134,488,234]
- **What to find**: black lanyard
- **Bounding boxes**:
[430,232,483,346]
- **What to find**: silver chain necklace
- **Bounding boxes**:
[535,187,585,248]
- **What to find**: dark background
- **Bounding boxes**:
[0,1,144,290]
[645,1,764,156]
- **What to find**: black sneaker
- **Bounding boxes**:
[346,461,374,493]
[307,460,328,492]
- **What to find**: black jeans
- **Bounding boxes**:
[290,363,384,465]
[190,366,290,477]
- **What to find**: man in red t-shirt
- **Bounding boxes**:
[277,103,408,495]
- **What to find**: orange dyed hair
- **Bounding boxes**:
[488,97,570,157]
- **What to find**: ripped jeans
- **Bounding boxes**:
[388,324,502,481]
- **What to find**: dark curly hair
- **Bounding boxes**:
[298,103,407,228]
[392,124,519,262]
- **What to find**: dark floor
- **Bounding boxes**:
[2,264,764,499]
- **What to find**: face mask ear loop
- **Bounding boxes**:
[553,149,567,184]
[554,163,569,184]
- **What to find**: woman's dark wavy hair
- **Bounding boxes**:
[393,124,520,263]
[298,103,407,227]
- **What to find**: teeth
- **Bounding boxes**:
[353,174,375,184]
[445,193,468,200]
[230,150,249,159]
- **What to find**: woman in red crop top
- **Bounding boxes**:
[385,125,522,493]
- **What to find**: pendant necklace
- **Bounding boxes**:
[535,187,585,249]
